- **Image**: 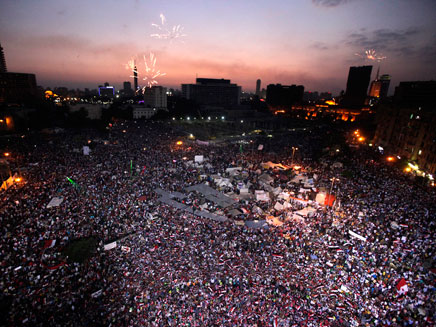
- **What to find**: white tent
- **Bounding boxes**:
[47,197,64,208]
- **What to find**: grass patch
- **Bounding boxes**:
[63,237,98,264]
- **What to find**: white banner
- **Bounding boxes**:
[194,155,204,163]
[104,241,117,251]
[349,230,367,242]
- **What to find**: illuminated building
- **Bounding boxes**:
[373,81,436,175]
[256,79,261,97]
[0,43,6,73]
[369,73,391,98]
[143,85,167,110]
[98,85,114,98]
[341,65,372,108]
[182,78,241,107]
[266,84,304,108]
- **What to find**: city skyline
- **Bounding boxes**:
[1,0,435,94]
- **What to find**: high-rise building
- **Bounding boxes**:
[143,86,167,110]
[181,78,241,107]
[256,79,261,96]
[133,66,138,93]
[342,65,372,107]
[393,81,436,107]
[266,84,304,107]
[123,81,132,92]
[0,43,7,73]
[373,80,436,177]
[369,71,391,99]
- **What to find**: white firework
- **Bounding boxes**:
[142,52,166,89]
[150,13,186,41]
[355,49,386,62]
[125,58,138,78]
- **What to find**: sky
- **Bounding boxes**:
[1,0,435,95]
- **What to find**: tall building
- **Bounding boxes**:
[0,43,37,104]
[133,66,138,93]
[0,43,6,73]
[256,79,261,97]
[181,78,241,107]
[123,81,132,92]
[342,65,372,107]
[393,81,436,106]
[266,84,304,107]
[373,80,436,177]
[143,86,167,110]
[369,72,391,99]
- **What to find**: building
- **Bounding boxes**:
[255,79,261,97]
[69,104,106,120]
[373,81,436,178]
[0,43,7,73]
[181,78,241,107]
[98,85,114,98]
[122,81,133,97]
[393,81,436,106]
[143,86,167,110]
[342,65,372,108]
[133,66,138,92]
[266,84,304,108]
[132,106,157,119]
[369,71,391,99]
[0,72,37,104]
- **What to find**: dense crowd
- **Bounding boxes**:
[1,121,435,326]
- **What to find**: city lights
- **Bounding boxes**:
[176,141,183,145]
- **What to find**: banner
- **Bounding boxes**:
[104,242,117,251]
[349,230,367,242]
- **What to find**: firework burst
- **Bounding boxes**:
[150,13,186,41]
[355,49,387,62]
[142,52,166,89]
[125,58,138,78]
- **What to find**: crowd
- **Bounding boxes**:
[0,120,434,326]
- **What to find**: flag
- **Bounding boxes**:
[121,246,131,253]
[258,144,264,151]
[396,278,408,294]
[43,239,56,249]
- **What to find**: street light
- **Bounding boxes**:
[291,147,298,167]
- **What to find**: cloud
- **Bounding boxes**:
[345,27,420,51]
[310,42,329,50]
[312,0,353,7]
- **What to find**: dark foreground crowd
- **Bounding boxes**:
[1,121,435,326]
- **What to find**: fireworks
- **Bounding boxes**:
[142,52,166,89]
[124,53,166,90]
[355,49,387,62]
[150,13,186,41]
[125,58,138,78]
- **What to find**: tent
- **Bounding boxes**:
[47,197,64,208]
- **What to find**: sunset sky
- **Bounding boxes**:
[1,0,435,94]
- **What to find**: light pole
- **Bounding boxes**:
[329,177,339,214]
[291,147,298,167]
